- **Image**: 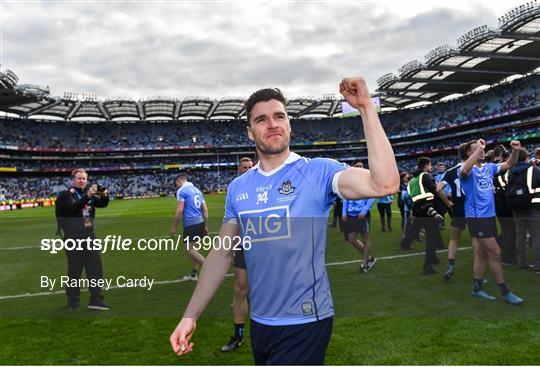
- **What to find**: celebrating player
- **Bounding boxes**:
[459,139,523,304]
[170,78,399,364]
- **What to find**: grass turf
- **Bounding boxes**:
[1,195,539,365]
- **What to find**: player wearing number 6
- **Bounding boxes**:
[170,78,399,364]
[170,172,208,281]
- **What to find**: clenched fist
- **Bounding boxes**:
[339,77,372,110]
[510,140,521,150]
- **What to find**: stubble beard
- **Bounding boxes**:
[256,134,290,155]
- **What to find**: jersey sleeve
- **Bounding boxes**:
[176,188,186,202]
[223,182,237,224]
[310,158,348,207]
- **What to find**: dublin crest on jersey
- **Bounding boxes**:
[278,180,295,195]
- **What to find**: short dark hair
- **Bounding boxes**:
[416,156,431,170]
[462,140,477,156]
[239,157,252,164]
[174,171,187,184]
[518,148,528,162]
[70,168,88,179]
[351,159,364,167]
[458,143,469,161]
[245,88,287,124]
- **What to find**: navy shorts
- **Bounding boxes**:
[450,201,466,230]
[233,247,246,269]
[341,214,371,235]
[467,217,497,239]
[250,317,333,365]
[183,221,206,239]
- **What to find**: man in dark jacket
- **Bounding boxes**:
[56,168,109,310]
[400,157,444,274]
[507,148,540,273]
[492,145,516,265]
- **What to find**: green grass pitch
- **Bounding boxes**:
[1,195,539,365]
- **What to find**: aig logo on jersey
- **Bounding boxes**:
[238,206,291,243]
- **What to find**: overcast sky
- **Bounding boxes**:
[1,0,519,100]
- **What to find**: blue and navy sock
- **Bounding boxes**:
[234,323,245,339]
[473,278,483,292]
[498,282,510,296]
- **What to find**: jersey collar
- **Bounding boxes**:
[254,151,302,177]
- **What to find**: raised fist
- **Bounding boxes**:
[339,77,372,110]
[510,140,521,150]
[477,139,486,150]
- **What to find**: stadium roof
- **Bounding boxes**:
[0,2,539,119]
[376,1,540,108]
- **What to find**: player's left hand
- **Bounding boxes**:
[510,140,521,150]
[169,225,177,237]
[339,77,372,110]
[203,227,209,237]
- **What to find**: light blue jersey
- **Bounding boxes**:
[342,198,375,217]
[401,189,412,213]
[459,163,500,218]
[224,152,347,326]
[377,195,393,204]
[176,182,205,227]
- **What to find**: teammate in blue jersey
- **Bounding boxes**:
[170,172,209,281]
[437,145,468,281]
[341,160,377,273]
[377,194,393,231]
[459,139,523,305]
[170,78,399,364]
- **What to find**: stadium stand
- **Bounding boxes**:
[1,1,539,204]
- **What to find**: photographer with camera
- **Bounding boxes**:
[55,168,110,311]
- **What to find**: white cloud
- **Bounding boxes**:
[1,0,524,100]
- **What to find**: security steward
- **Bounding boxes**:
[493,145,516,265]
[506,148,540,273]
[400,157,445,274]
[55,168,109,311]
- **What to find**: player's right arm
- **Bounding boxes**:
[169,201,184,236]
[338,78,399,199]
[170,221,238,356]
